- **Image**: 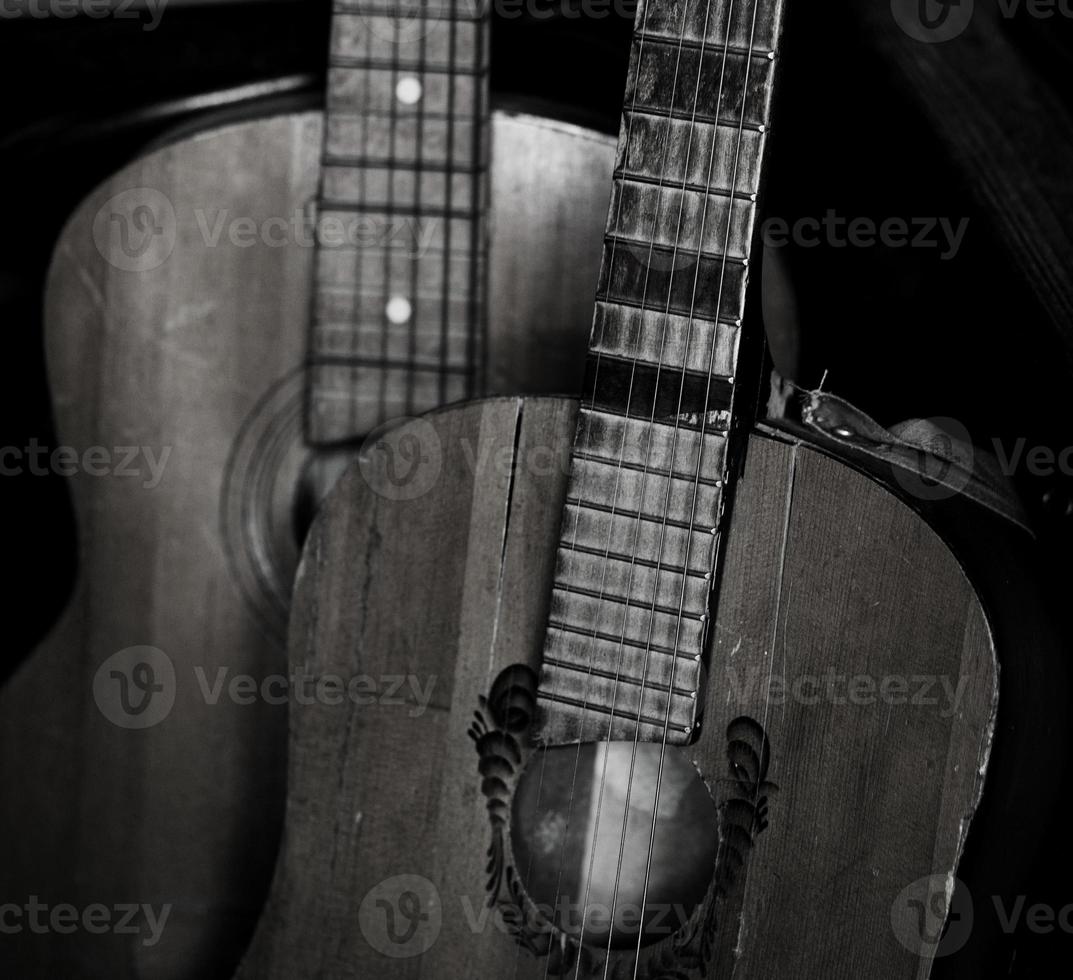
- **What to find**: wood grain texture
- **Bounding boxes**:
[235,397,996,979]
[0,112,613,979]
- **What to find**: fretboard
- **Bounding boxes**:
[538,0,787,746]
[307,1,491,445]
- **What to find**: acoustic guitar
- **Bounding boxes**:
[0,4,614,977]
[233,0,1065,977]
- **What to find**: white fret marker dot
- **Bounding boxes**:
[386,296,412,324]
[396,77,422,105]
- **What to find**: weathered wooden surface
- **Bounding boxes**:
[236,397,996,979]
[0,113,613,979]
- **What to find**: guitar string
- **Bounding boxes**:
[536,1,669,975]
[459,2,487,407]
[574,0,740,973]
[406,0,429,417]
[631,0,769,973]
[378,13,402,426]
[341,4,372,438]
[609,0,738,974]
[465,1,487,399]
[439,1,458,405]
[568,0,708,971]
[463,0,763,969]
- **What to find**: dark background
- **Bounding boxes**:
[1,0,1071,974]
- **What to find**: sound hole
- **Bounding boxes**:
[221,370,357,645]
[292,447,358,548]
[510,743,719,950]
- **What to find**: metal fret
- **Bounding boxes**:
[329,57,488,77]
[333,3,486,24]
[591,301,740,376]
[322,155,482,173]
[538,666,697,743]
[314,247,483,293]
[607,180,755,258]
[567,498,705,535]
[318,199,478,221]
[329,10,487,68]
[546,618,684,656]
[553,582,696,625]
[641,0,782,50]
[626,39,775,129]
[327,67,483,115]
[559,504,719,577]
[308,366,469,437]
[617,113,766,195]
[322,166,478,210]
[581,355,735,428]
[575,409,728,481]
[556,539,696,575]
[310,319,474,364]
[543,644,701,699]
[537,0,787,746]
[535,687,693,743]
[315,279,479,316]
[309,354,471,373]
[308,0,491,444]
[597,241,750,323]
[567,457,723,524]
[324,118,483,173]
[554,549,711,611]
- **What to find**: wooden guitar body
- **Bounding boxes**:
[237,397,1003,979]
[0,113,613,978]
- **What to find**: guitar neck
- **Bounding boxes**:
[538,0,787,745]
[307,1,492,445]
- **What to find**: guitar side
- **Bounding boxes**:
[236,397,1003,979]
[0,111,614,978]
